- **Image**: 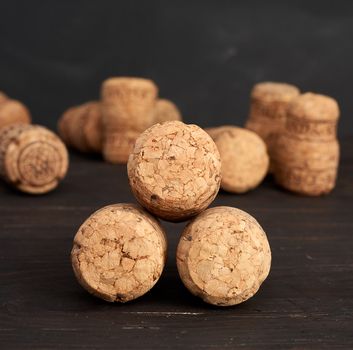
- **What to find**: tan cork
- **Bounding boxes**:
[176,206,271,306]
[127,121,221,222]
[153,99,182,124]
[0,91,8,104]
[58,101,103,153]
[272,92,340,196]
[101,77,158,163]
[0,99,31,130]
[0,124,69,194]
[71,203,167,303]
[206,126,269,193]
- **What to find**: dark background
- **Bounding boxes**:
[0,0,352,133]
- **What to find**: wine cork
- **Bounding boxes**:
[245,82,300,156]
[58,101,103,153]
[0,124,69,194]
[128,121,221,222]
[153,98,182,124]
[272,92,340,196]
[71,203,167,303]
[206,126,269,193]
[0,99,31,130]
[0,91,8,104]
[177,206,271,306]
[101,77,158,163]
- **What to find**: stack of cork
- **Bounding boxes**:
[58,77,182,163]
[71,120,272,306]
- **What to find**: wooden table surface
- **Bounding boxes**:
[1,138,352,349]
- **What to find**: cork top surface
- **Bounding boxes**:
[102,77,158,97]
[127,121,221,221]
[209,126,269,193]
[153,99,182,124]
[177,206,271,306]
[252,82,300,101]
[287,92,339,121]
[71,203,167,302]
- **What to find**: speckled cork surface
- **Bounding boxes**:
[206,126,269,193]
[0,124,69,194]
[153,99,182,124]
[176,206,271,306]
[0,99,31,130]
[127,121,221,222]
[71,203,167,303]
[272,92,340,196]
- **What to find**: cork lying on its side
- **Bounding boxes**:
[206,126,269,193]
[0,124,69,194]
[272,92,340,196]
[0,98,31,130]
[71,203,167,303]
[128,121,221,222]
[153,99,182,124]
[101,77,158,163]
[177,206,271,306]
[58,101,103,153]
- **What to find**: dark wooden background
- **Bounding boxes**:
[0,138,352,349]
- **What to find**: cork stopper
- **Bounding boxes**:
[127,121,221,222]
[0,91,8,104]
[177,206,271,306]
[0,124,69,194]
[153,99,182,124]
[251,82,300,103]
[71,203,167,303]
[207,126,269,193]
[285,92,339,141]
[0,99,31,130]
[58,101,103,153]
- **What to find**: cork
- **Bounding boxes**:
[153,98,182,124]
[206,126,269,193]
[58,101,103,153]
[127,121,221,222]
[245,82,300,157]
[101,77,158,163]
[71,203,167,303]
[0,91,8,104]
[272,92,340,196]
[176,206,271,306]
[0,124,69,194]
[0,99,31,130]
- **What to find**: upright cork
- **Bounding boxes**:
[153,98,182,124]
[128,121,221,222]
[245,82,300,159]
[177,206,271,306]
[71,204,167,303]
[0,97,31,130]
[101,77,158,163]
[0,124,69,194]
[58,101,103,153]
[272,92,340,196]
[206,126,269,193]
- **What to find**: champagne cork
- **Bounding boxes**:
[101,77,158,163]
[272,92,340,196]
[153,98,182,124]
[127,121,221,222]
[0,99,31,130]
[245,82,300,156]
[0,124,69,194]
[206,126,269,193]
[0,91,8,104]
[58,101,103,153]
[177,206,271,306]
[71,203,167,303]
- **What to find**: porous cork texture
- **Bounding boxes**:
[58,101,103,153]
[153,99,182,124]
[101,77,158,163]
[0,99,31,130]
[128,121,221,222]
[272,93,340,196]
[245,82,300,157]
[206,126,269,193]
[71,204,167,303]
[0,124,69,194]
[176,206,271,306]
